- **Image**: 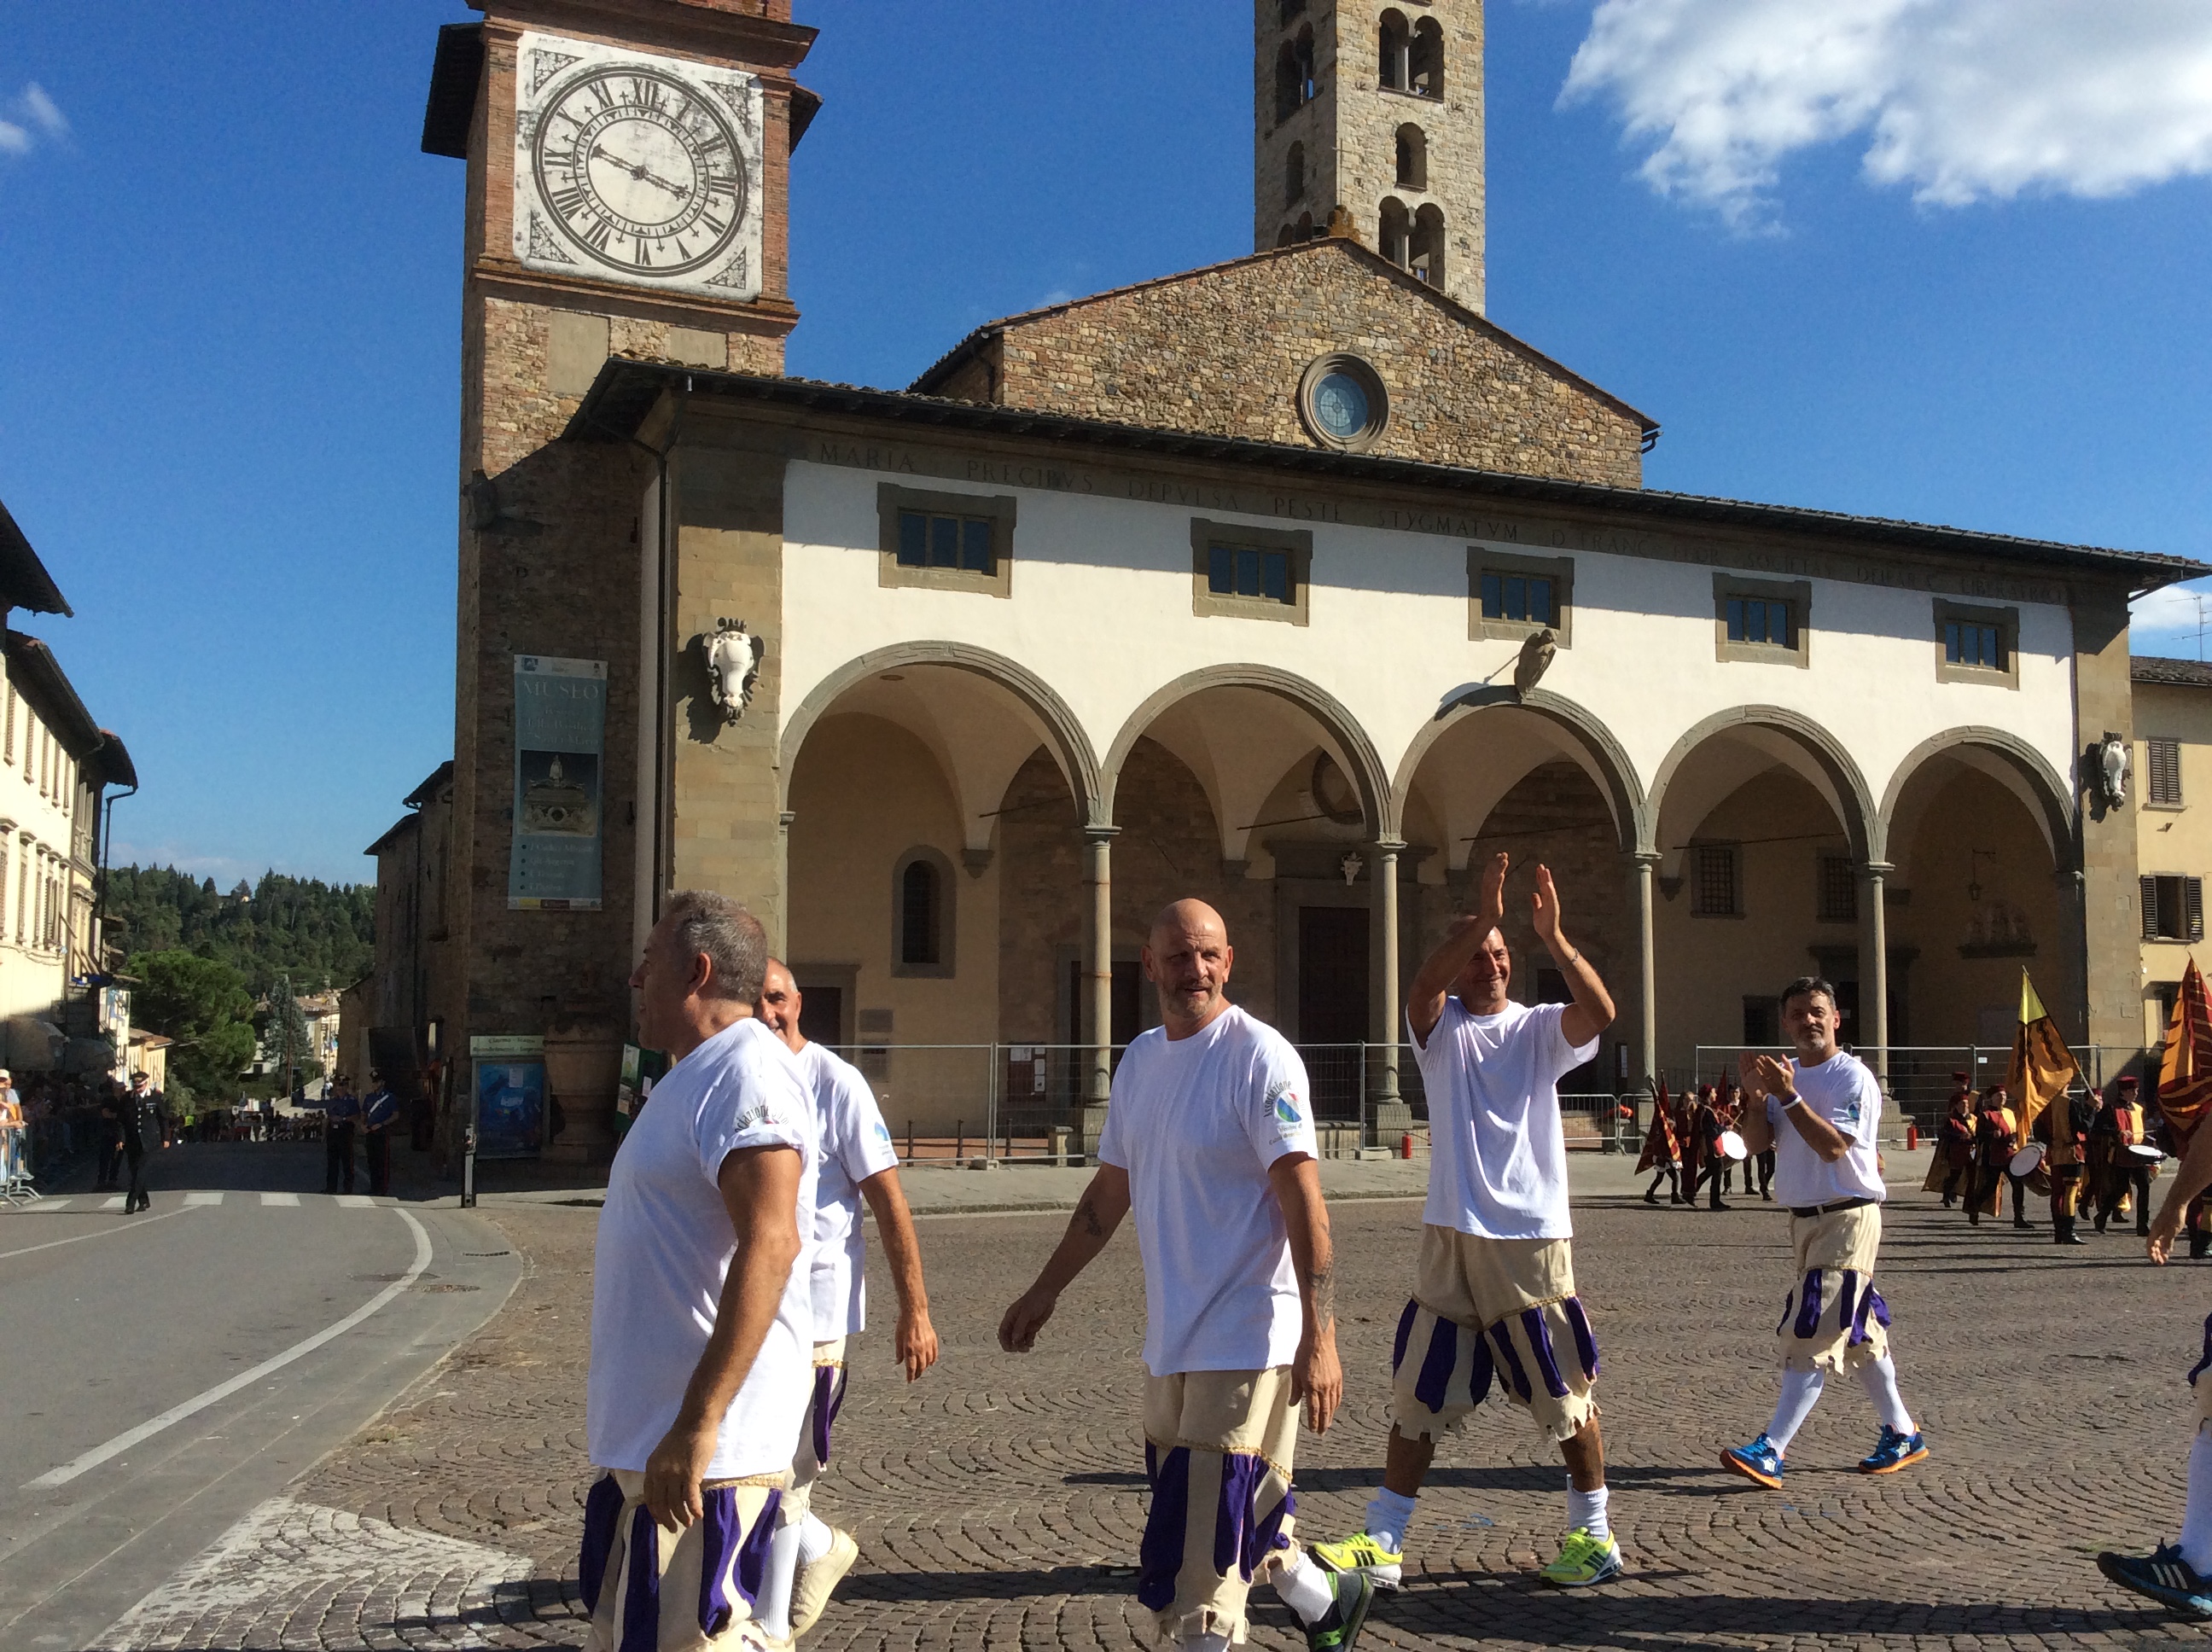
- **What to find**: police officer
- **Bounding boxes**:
[361,1070,398,1197]
[123,1071,163,1213]
[323,1079,361,1195]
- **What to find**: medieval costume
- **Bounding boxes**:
[1639,1080,1684,1205]
[1969,1089,2021,1228]
[1923,1073,1976,1208]
[2094,1076,2157,1236]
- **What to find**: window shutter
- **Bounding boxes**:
[2151,738,2184,806]
[2192,877,2205,943]
[2145,875,2162,940]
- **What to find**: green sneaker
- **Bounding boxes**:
[1308,1530,1403,1591]
[1538,1527,1626,1588]
[1301,1565,1375,1651]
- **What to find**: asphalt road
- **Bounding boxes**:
[0,1142,520,1651]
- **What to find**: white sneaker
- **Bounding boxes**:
[789,1527,860,1637]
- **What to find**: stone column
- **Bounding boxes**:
[1367,838,1412,1143]
[1633,851,1661,1101]
[1860,860,1893,1080]
[773,810,795,958]
[1081,825,1118,1154]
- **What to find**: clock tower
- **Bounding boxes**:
[1255,0,1486,313]
[419,1,820,1079]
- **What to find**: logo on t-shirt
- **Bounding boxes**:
[872,1120,892,1144]
[1268,1081,1303,1134]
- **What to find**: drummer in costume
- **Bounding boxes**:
[2094,1076,2158,1237]
[1732,1075,1774,1201]
[1638,1081,1684,1206]
[1720,976,1930,1488]
[1966,1085,2017,1228]
[2033,1085,2097,1245]
[1926,1074,1976,1209]
[1676,1086,1703,1208]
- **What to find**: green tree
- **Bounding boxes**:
[128,949,257,1105]
[104,866,374,998]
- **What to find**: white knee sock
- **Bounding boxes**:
[1179,1636,1232,1651]
[1566,1483,1610,1542]
[1365,1486,1418,1551]
[1766,1366,1825,1451]
[1854,1352,1915,1434]
[796,1510,835,1567]
[2182,1428,2212,1575]
[755,1521,805,1639]
[1273,1548,1335,1624]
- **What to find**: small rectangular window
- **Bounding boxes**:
[2149,737,2184,807]
[1692,843,1739,917]
[1933,600,2019,687]
[2142,874,2206,941]
[1715,576,1811,666]
[1470,552,1574,643]
[878,486,1016,597]
[1818,854,1858,923]
[1190,520,1311,625]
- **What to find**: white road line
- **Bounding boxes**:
[259,1192,300,1207]
[0,1206,194,1261]
[25,1209,433,1491]
[333,1195,373,1209]
[183,1192,224,1207]
[101,1195,125,1212]
[28,1197,70,1212]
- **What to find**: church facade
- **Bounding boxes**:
[397,0,2202,1147]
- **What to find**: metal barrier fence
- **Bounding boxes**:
[1688,1044,2155,1136]
[813,1042,1636,1163]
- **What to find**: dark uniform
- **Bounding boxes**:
[1936,1076,1976,1207]
[323,1087,361,1195]
[362,1078,398,1197]
[1694,1087,1730,1211]
[123,1082,163,1213]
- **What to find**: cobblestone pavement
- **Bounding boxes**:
[112,1190,2212,1650]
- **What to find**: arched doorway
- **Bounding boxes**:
[1646,710,1877,1077]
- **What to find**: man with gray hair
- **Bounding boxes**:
[579,892,820,1652]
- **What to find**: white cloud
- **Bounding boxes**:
[0,82,67,162]
[2133,579,2212,649]
[1561,0,2212,225]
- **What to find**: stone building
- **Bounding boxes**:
[2131,657,2212,1047]
[398,0,2203,1147]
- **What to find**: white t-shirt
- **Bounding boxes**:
[1414,998,1598,1241]
[1767,1050,1885,1209]
[1095,1007,1318,1376]
[586,1016,819,1480]
[799,1039,901,1340]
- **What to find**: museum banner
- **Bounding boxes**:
[509,654,606,910]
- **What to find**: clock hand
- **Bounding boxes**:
[590,145,693,201]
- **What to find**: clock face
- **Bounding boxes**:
[513,34,763,300]
[533,67,747,276]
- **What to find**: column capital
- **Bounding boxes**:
[1858,860,1895,878]
[1365,837,1408,856]
[1083,823,1121,843]
[1631,848,1664,869]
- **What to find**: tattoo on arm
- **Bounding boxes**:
[1076,1198,1104,1239]
[1308,1265,1336,1329]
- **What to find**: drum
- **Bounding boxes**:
[2009,1143,2046,1179]
[1718,1129,1749,1161]
[2128,1143,2168,1162]
[2027,1167,2054,1196]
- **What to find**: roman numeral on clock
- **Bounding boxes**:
[549,185,589,220]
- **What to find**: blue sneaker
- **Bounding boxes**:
[1858,1425,1930,1475]
[1720,1433,1784,1489]
[2098,1544,2212,1618]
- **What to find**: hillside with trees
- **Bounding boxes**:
[105,866,375,999]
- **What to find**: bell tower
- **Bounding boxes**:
[1254,0,1486,313]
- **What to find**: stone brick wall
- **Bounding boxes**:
[1254,0,1487,312]
[923,240,1644,486]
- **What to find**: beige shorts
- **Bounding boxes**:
[1138,1366,1301,1646]
[782,1335,848,1527]
[1778,1203,1890,1375]
[1392,1225,1599,1446]
[581,1466,789,1652]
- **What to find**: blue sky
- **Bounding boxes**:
[2,2,2208,884]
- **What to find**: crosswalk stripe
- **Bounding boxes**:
[101,1195,125,1211]
[32,1198,69,1212]
[183,1191,224,1207]
[260,1192,300,1207]
[334,1195,374,1209]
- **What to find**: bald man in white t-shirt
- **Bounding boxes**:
[999,900,1375,1652]
[1314,852,1623,1591]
